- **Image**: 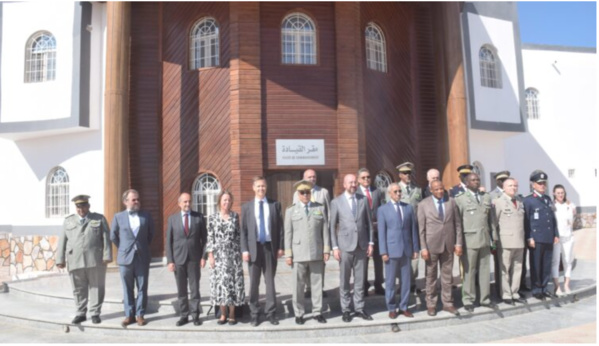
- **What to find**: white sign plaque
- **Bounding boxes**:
[276,139,325,166]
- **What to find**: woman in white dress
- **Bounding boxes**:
[551,184,576,295]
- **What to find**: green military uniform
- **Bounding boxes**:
[56,207,112,320]
[455,189,498,307]
[284,181,331,321]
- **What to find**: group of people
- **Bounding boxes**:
[55,163,576,328]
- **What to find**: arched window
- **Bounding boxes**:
[25,31,56,83]
[281,12,317,65]
[190,17,219,69]
[479,45,502,88]
[365,23,387,72]
[375,171,393,191]
[192,173,221,216]
[525,88,540,120]
[46,167,69,218]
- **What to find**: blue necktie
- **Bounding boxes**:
[395,202,403,224]
[437,199,444,220]
[259,201,266,244]
[351,196,357,218]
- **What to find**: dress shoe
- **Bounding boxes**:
[304,290,312,298]
[443,306,460,316]
[269,315,279,325]
[388,311,398,319]
[355,311,373,321]
[71,315,86,324]
[295,316,305,325]
[464,305,475,313]
[136,316,146,326]
[322,290,328,298]
[121,317,134,328]
[480,302,498,309]
[193,317,202,326]
[519,285,531,292]
[374,286,386,295]
[544,291,557,298]
[250,316,259,327]
[228,319,237,325]
[555,287,564,296]
[533,293,545,301]
[91,315,101,324]
[342,311,352,322]
[217,318,227,325]
[400,310,414,318]
[314,315,327,324]
[427,307,437,317]
[176,317,189,327]
[513,297,527,304]
[503,299,514,305]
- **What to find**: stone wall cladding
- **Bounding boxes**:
[5,234,62,278]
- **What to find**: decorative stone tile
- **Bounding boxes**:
[34,259,46,271]
[15,250,23,263]
[24,241,33,255]
[23,255,33,268]
[33,236,41,246]
[47,259,55,270]
[43,250,53,261]
[32,245,40,259]
[1,248,9,259]
[49,236,58,251]
[40,238,50,251]
[0,239,9,251]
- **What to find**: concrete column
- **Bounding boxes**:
[104,2,131,225]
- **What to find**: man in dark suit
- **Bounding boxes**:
[449,164,474,197]
[356,167,385,295]
[377,183,420,319]
[330,174,374,323]
[240,176,284,327]
[523,170,559,300]
[418,180,463,317]
[166,192,207,326]
[110,189,155,327]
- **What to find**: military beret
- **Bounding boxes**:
[530,170,548,183]
[293,180,313,191]
[457,164,474,174]
[71,195,90,204]
[494,171,510,181]
[396,162,414,173]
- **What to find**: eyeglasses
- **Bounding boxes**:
[361,176,371,180]
[391,190,401,194]
[298,190,312,195]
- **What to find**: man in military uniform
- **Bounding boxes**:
[449,164,474,198]
[56,195,112,325]
[489,171,510,200]
[492,178,527,305]
[523,170,559,300]
[396,162,423,294]
[285,180,330,325]
[488,170,510,297]
[454,173,498,312]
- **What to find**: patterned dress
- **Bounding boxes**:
[206,211,245,306]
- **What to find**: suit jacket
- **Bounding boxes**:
[356,185,384,224]
[284,202,330,262]
[449,183,466,198]
[377,201,420,259]
[329,193,373,252]
[166,211,207,265]
[454,190,498,249]
[110,210,154,265]
[56,212,112,272]
[240,198,284,262]
[293,184,331,219]
[417,196,463,254]
[523,192,559,243]
[492,193,525,249]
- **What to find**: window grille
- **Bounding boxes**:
[365,23,387,72]
[190,17,219,69]
[46,167,69,218]
[525,88,540,120]
[281,13,317,65]
[375,171,393,191]
[192,173,221,216]
[25,31,56,83]
[479,46,502,88]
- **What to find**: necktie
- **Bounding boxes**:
[512,198,517,208]
[437,199,444,220]
[407,186,411,195]
[351,196,357,218]
[259,201,266,244]
[80,218,85,225]
[475,193,480,204]
[365,188,373,209]
[184,213,189,236]
[128,210,137,216]
[395,202,403,224]
[305,204,309,216]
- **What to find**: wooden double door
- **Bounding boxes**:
[266,170,336,212]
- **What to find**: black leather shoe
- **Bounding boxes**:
[514,297,527,304]
[295,316,305,325]
[503,299,514,305]
[355,311,373,321]
[91,315,101,324]
[464,305,474,312]
[519,285,531,292]
[269,315,279,325]
[72,315,86,324]
[374,286,385,295]
[193,317,202,326]
[342,311,352,322]
[544,291,557,298]
[217,318,227,325]
[176,317,189,327]
[250,316,259,327]
[315,315,327,323]
[304,290,312,298]
[322,290,328,298]
[533,293,545,300]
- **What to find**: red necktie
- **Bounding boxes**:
[184,213,189,236]
[365,188,373,209]
[512,198,517,208]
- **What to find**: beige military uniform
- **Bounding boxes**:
[400,181,423,291]
[284,202,330,318]
[455,190,497,306]
[56,212,112,317]
[493,193,525,300]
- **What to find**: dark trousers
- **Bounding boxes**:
[174,260,201,318]
[384,256,411,312]
[520,246,529,289]
[529,242,553,295]
[248,242,277,317]
[119,252,149,318]
[364,234,384,289]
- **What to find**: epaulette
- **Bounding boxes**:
[287,203,296,209]
[454,191,465,197]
